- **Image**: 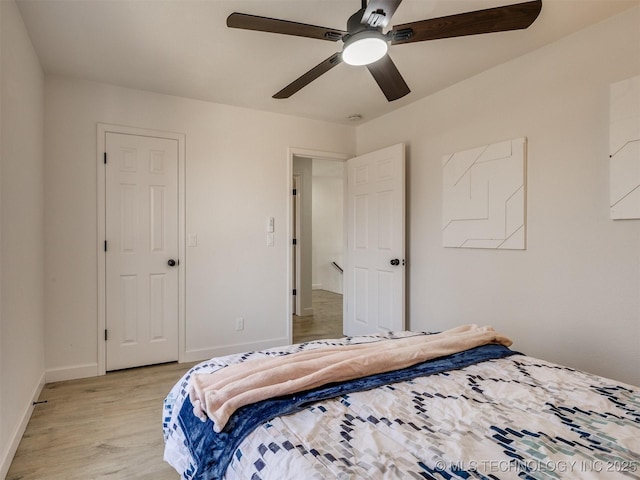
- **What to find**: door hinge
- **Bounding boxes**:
[104,329,108,341]
[292,289,297,296]
[292,238,297,245]
[104,240,107,252]
[103,152,107,164]
[292,188,297,195]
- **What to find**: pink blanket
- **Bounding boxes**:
[190,324,512,432]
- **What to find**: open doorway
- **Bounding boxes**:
[291,154,347,343]
[288,144,406,343]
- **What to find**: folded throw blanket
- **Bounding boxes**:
[190,324,512,432]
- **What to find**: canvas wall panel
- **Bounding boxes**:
[610,75,640,220]
[442,137,526,249]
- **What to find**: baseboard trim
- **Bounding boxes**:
[45,363,99,383]
[0,371,45,479]
[301,307,314,317]
[183,336,290,363]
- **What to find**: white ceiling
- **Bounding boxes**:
[16,0,640,125]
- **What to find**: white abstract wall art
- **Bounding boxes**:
[610,75,640,220]
[442,137,527,249]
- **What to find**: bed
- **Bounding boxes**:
[163,326,640,480]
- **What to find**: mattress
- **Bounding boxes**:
[163,332,640,479]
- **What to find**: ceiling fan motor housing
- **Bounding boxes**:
[342,8,386,51]
[346,8,382,36]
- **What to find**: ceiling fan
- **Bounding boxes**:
[227,0,542,102]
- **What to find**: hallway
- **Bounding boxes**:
[292,289,343,343]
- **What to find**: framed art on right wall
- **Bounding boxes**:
[610,74,640,220]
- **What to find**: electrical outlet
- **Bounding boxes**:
[235,317,244,331]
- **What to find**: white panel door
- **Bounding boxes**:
[105,132,179,370]
[345,143,405,336]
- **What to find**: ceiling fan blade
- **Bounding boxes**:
[361,0,403,28]
[390,0,542,45]
[227,13,346,42]
[366,54,410,102]
[273,53,343,99]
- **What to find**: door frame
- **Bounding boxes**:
[97,123,186,376]
[287,147,352,344]
[292,173,301,316]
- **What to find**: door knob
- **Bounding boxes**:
[390,258,400,266]
[167,259,178,267]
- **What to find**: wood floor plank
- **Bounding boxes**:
[292,289,343,343]
[7,361,195,480]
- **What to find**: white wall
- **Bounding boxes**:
[0,0,45,475]
[357,7,640,386]
[1,0,3,468]
[312,160,344,294]
[43,76,354,378]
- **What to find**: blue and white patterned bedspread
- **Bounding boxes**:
[163,332,640,479]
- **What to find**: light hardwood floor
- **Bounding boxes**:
[8,290,342,479]
[7,361,195,480]
[292,289,343,343]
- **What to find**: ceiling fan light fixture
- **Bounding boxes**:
[342,31,388,66]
